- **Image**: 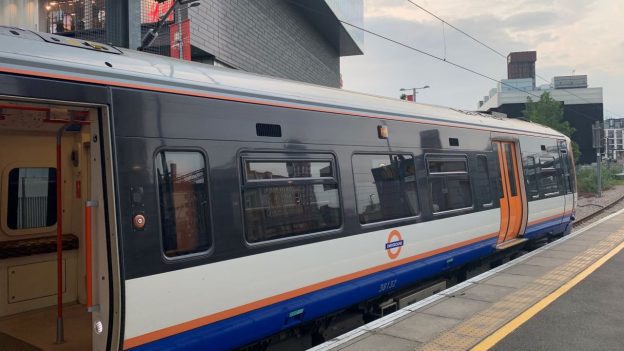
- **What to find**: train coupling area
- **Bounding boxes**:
[311,208,624,351]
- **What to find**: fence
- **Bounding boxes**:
[44,0,108,43]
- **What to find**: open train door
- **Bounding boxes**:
[493,141,527,249]
[0,100,119,351]
[84,106,120,351]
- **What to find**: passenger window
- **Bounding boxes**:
[353,154,419,224]
[155,151,211,257]
[427,156,473,213]
[539,156,560,197]
[523,156,539,199]
[7,168,57,230]
[474,155,492,206]
[242,157,341,243]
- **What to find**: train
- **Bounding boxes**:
[0,26,575,351]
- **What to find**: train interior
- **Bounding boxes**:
[0,100,108,351]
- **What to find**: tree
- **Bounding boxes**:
[522,92,580,161]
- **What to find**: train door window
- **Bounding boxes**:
[523,156,539,199]
[7,168,57,230]
[352,154,419,224]
[242,156,341,243]
[539,156,560,197]
[559,141,574,193]
[504,144,517,196]
[474,155,493,207]
[427,156,473,213]
[155,151,211,258]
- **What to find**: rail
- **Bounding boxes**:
[573,192,624,227]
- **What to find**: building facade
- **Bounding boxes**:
[0,0,363,88]
[478,52,603,164]
[604,118,624,163]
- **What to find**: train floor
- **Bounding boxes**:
[310,208,624,351]
[0,303,90,351]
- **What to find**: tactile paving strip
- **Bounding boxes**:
[417,228,624,351]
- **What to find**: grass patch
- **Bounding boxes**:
[577,163,624,194]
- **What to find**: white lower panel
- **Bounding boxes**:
[124,209,500,339]
[527,196,566,225]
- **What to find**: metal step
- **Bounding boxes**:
[496,238,528,251]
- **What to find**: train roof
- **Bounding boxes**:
[0,26,565,139]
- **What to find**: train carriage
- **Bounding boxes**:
[0,26,575,351]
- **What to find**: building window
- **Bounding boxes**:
[352,154,419,224]
[155,151,211,258]
[242,156,341,243]
[427,156,473,213]
[7,168,57,230]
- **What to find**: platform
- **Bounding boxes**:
[310,208,624,351]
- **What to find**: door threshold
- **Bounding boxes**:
[496,238,527,251]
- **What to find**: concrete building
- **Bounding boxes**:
[478,51,603,164]
[0,0,363,88]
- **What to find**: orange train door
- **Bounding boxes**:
[494,141,523,245]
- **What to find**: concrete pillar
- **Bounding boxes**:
[128,1,142,50]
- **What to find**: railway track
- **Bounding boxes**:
[573,193,624,227]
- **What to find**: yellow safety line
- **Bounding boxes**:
[472,239,624,351]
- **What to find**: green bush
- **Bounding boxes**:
[576,163,624,194]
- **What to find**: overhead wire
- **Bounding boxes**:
[335,20,582,114]
[404,0,623,120]
[405,0,507,59]
[285,0,609,125]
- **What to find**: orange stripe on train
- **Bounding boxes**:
[0,65,561,139]
[123,231,500,349]
[123,210,571,349]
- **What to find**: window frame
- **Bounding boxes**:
[426,153,475,215]
[351,152,421,227]
[239,152,343,246]
[538,156,561,198]
[524,155,540,200]
[154,147,214,261]
[1,163,58,236]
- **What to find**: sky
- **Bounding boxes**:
[340,0,624,119]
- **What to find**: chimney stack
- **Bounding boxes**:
[507,51,537,89]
